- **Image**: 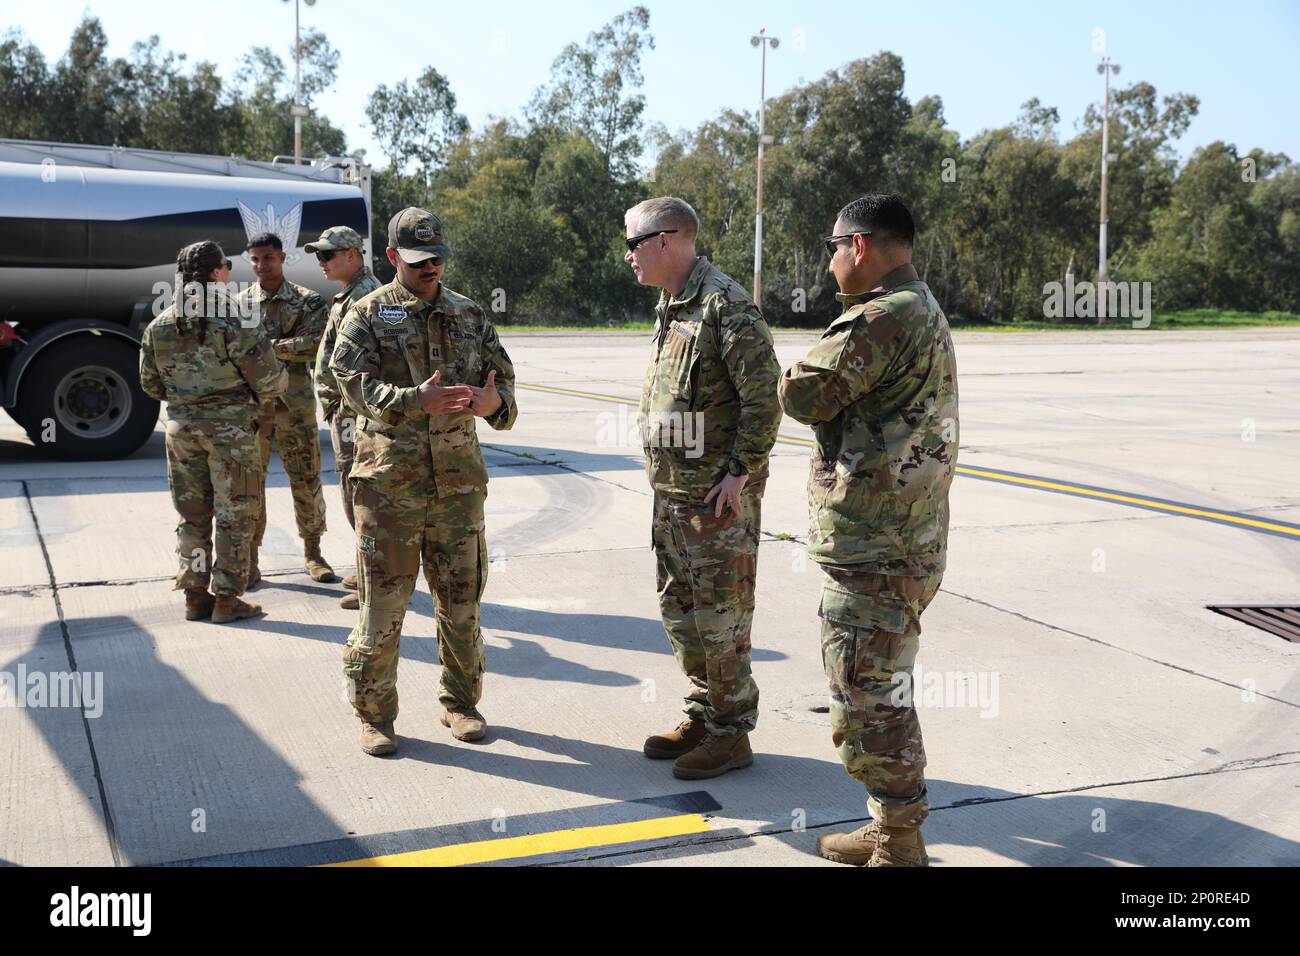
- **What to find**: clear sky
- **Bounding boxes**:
[11,0,1300,167]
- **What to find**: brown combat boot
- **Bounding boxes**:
[816,821,882,866]
[441,706,487,742]
[303,538,336,583]
[867,826,929,867]
[341,574,358,591]
[643,717,708,760]
[184,588,215,621]
[359,720,397,756]
[339,592,359,610]
[211,595,264,624]
[672,733,753,780]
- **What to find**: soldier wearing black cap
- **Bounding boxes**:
[328,207,518,756]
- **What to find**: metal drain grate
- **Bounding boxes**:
[1208,606,1300,643]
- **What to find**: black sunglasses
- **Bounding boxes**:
[823,231,871,256]
[626,229,678,252]
[410,256,444,269]
[315,250,339,262]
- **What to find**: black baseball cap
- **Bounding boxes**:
[387,207,452,263]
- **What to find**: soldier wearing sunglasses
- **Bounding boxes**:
[329,207,517,757]
[625,196,782,780]
[307,226,382,610]
[779,194,959,867]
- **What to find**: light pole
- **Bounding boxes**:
[1096,56,1120,324]
[750,28,778,308]
[283,0,317,165]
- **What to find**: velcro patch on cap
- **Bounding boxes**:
[377,304,408,324]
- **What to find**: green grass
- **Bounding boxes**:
[498,321,657,332]
[496,309,1299,333]
[946,309,1300,331]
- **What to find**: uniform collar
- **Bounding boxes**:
[392,280,451,316]
[660,256,712,311]
[176,285,232,328]
[258,279,294,302]
[834,262,919,308]
[337,267,375,301]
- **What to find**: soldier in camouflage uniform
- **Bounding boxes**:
[307,225,382,610]
[625,197,782,780]
[778,195,959,867]
[139,239,287,624]
[329,208,517,757]
[233,232,333,587]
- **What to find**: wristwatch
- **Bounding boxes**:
[726,458,747,477]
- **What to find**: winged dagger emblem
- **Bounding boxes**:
[237,200,304,264]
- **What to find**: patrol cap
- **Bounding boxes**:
[304,225,365,253]
[387,207,452,263]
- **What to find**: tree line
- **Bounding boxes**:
[3,10,1296,324]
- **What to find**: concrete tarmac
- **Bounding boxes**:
[1,327,1297,867]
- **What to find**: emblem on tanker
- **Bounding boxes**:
[237,201,304,264]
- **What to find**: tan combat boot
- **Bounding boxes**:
[341,574,358,591]
[441,706,487,742]
[303,538,336,583]
[868,826,929,867]
[184,588,215,621]
[359,720,397,756]
[211,595,264,624]
[339,592,359,610]
[672,733,753,780]
[816,821,882,865]
[643,717,708,760]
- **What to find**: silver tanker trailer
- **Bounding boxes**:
[0,138,372,459]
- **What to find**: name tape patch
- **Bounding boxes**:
[669,320,697,341]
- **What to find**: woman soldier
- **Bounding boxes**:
[139,240,287,623]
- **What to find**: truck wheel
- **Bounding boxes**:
[15,337,160,460]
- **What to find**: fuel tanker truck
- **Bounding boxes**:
[0,138,372,459]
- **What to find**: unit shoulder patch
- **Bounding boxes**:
[377,304,408,324]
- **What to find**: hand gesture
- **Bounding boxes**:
[467,369,504,418]
[416,370,473,415]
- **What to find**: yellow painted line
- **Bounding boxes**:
[955,466,1300,537]
[323,812,712,867]
[514,381,1300,540]
[517,382,636,405]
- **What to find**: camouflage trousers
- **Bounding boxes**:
[344,481,488,723]
[254,399,327,547]
[652,490,761,736]
[328,412,356,530]
[818,566,943,828]
[164,417,261,596]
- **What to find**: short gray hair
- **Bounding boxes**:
[625,196,699,239]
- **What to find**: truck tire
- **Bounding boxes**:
[15,336,159,460]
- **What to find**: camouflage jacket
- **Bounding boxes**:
[233,279,327,411]
[139,293,287,423]
[778,263,959,574]
[315,267,381,421]
[639,257,782,502]
[329,280,517,496]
